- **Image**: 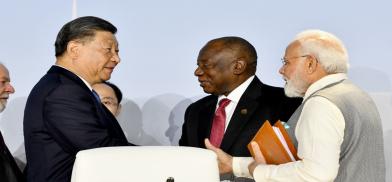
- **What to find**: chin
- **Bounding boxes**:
[284,84,305,98]
[101,76,111,82]
[202,89,210,94]
[202,89,214,95]
[0,103,5,112]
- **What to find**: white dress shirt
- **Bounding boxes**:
[217,75,255,131]
[234,73,347,182]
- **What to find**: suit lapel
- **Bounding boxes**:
[90,88,126,139]
[91,96,112,126]
[220,77,263,151]
[48,66,91,93]
[197,99,217,146]
[48,66,127,140]
[99,104,127,140]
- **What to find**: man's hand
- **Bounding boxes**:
[205,138,233,174]
[248,141,266,176]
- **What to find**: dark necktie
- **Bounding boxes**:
[92,90,101,103]
[210,98,231,147]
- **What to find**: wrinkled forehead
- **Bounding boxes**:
[198,42,236,61]
[285,41,302,56]
[88,31,119,47]
[0,64,10,80]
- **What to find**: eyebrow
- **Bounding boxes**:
[0,76,10,81]
[101,97,116,101]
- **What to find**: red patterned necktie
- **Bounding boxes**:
[210,98,231,147]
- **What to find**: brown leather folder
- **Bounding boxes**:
[247,120,299,165]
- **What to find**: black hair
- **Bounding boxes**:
[207,36,258,74]
[104,81,123,103]
[54,16,117,57]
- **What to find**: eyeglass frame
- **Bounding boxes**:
[280,55,310,66]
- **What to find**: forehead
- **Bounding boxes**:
[197,43,235,63]
[91,31,118,46]
[285,41,302,56]
[93,84,116,96]
[0,65,10,80]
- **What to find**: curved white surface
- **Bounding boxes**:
[71,146,219,182]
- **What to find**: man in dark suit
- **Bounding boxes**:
[179,37,301,180]
[0,63,24,182]
[23,16,133,182]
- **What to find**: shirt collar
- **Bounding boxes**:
[303,73,348,101]
[54,65,93,91]
[218,75,255,104]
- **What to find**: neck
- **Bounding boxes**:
[307,65,328,85]
[56,58,95,86]
[221,75,252,96]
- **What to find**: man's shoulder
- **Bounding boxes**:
[27,70,88,103]
[257,82,285,95]
[186,95,216,111]
[249,81,302,106]
[244,79,286,100]
[192,95,216,105]
[27,72,61,98]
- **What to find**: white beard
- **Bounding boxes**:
[284,67,307,98]
[0,99,6,112]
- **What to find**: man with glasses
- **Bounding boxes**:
[92,81,122,117]
[206,30,385,181]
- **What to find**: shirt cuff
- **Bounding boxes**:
[253,164,270,180]
[232,157,253,178]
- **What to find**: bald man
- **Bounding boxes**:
[0,63,24,182]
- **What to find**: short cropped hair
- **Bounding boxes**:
[294,29,349,74]
[55,16,117,57]
[207,36,258,74]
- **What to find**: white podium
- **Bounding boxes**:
[71,146,219,182]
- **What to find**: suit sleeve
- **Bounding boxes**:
[43,85,128,154]
[178,105,191,146]
[280,96,302,121]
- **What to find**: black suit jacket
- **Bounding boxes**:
[0,131,24,182]
[179,76,301,156]
[23,66,130,182]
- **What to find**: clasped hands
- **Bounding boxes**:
[204,139,266,176]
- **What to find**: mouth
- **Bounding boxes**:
[198,80,208,87]
[282,77,288,82]
[104,67,115,72]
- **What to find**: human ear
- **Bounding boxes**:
[232,59,246,75]
[67,40,81,59]
[306,56,318,74]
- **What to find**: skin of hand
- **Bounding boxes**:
[248,141,267,176]
[204,138,234,174]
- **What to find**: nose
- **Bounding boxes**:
[279,66,284,75]
[5,83,15,94]
[111,52,121,64]
[194,67,203,76]
[112,55,120,64]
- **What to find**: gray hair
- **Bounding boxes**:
[294,29,349,73]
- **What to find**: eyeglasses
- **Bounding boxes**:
[281,55,309,66]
